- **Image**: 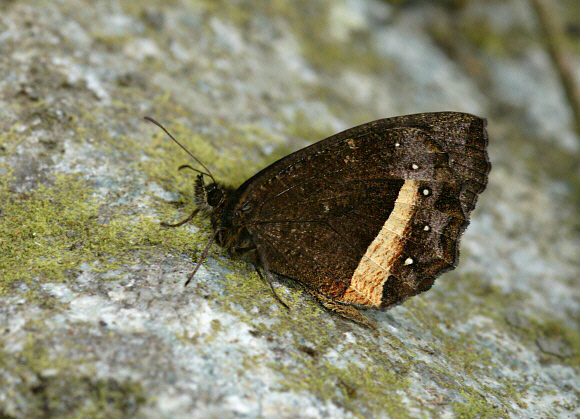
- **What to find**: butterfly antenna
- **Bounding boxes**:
[144,116,217,184]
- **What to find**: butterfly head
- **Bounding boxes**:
[194,174,226,214]
[194,173,254,252]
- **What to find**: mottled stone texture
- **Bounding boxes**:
[0,1,578,418]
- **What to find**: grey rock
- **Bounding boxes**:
[0,0,578,418]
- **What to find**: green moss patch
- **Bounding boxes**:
[0,172,198,294]
[277,357,410,419]
[0,336,147,419]
[452,389,506,419]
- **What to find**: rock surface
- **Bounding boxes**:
[0,0,579,418]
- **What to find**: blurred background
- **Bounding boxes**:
[0,1,579,418]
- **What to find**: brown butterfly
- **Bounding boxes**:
[147,112,490,330]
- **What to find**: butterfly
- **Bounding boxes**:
[147,112,491,330]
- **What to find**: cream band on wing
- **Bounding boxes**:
[342,179,419,306]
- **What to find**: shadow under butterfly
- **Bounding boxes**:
[146,112,491,331]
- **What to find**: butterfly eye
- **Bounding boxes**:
[207,188,223,207]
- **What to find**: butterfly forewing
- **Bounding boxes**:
[229,112,490,309]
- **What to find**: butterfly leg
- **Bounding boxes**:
[161,208,200,227]
[253,241,290,310]
[254,267,290,310]
[308,289,378,334]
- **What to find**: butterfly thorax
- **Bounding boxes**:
[194,174,256,256]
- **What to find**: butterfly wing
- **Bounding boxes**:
[234,112,490,309]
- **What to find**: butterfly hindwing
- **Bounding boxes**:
[229,112,490,309]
